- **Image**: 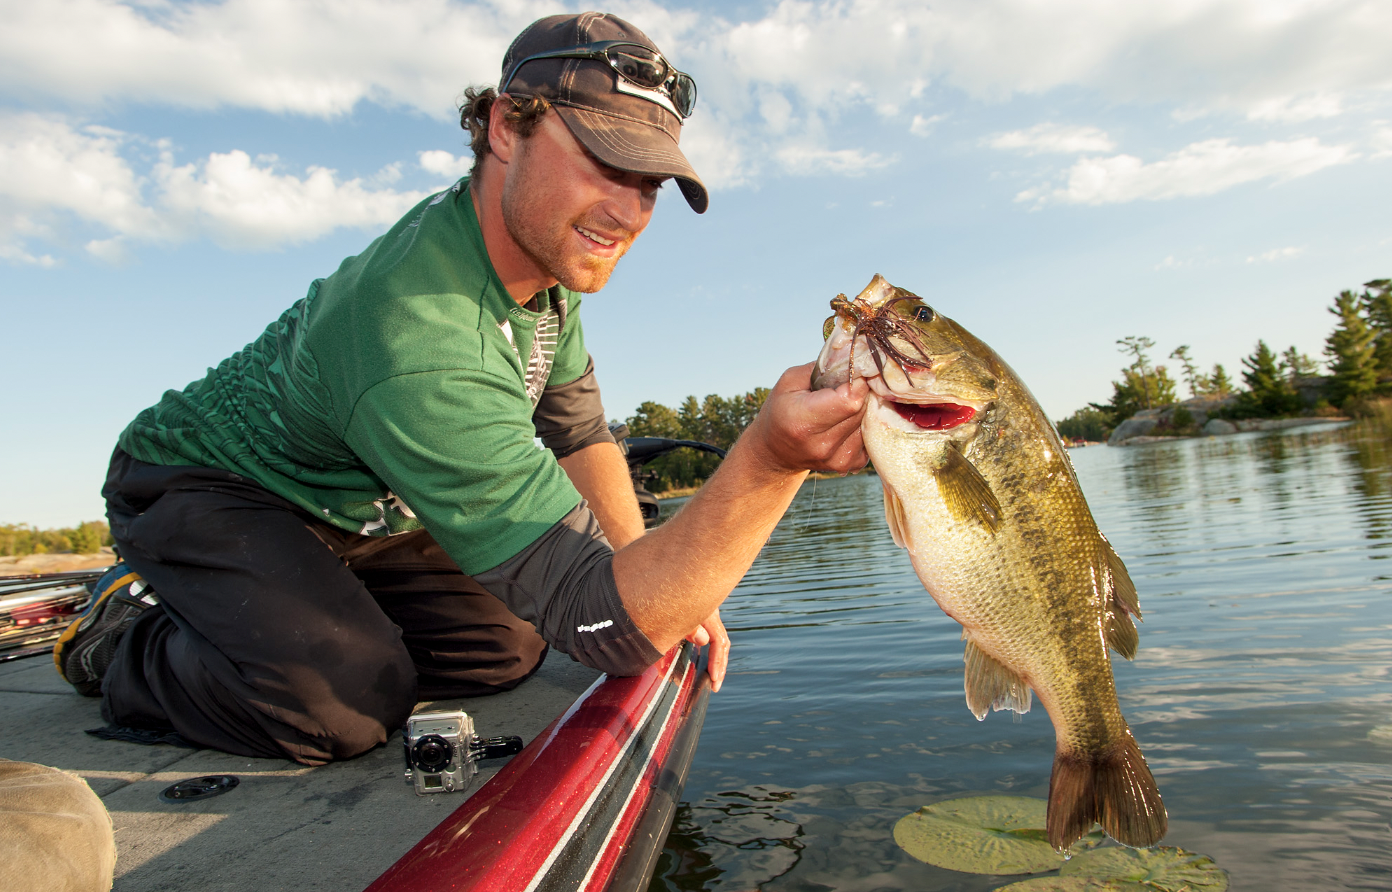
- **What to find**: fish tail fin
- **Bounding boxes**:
[1047,733,1167,852]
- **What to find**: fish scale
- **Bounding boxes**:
[814,274,1166,852]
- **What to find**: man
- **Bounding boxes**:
[56,12,869,765]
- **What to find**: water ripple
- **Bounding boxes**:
[654,420,1392,892]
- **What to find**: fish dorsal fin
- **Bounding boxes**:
[933,446,1001,534]
[881,480,912,551]
[1100,534,1141,660]
[963,636,1032,720]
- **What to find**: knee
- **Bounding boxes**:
[290,646,418,763]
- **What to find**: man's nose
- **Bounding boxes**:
[604,176,651,233]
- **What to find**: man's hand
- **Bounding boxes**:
[685,610,730,692]
[744,362,870,476]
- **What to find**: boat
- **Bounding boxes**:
[368,642,708,891]
[0,434,720,890]
[1,570,710,890]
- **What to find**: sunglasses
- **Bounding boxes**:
[501,40,698,120]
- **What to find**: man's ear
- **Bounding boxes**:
[489,95,518,164]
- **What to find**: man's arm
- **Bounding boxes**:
[558,439,731,687]
[557,441,645,550]
[612,363,868,659]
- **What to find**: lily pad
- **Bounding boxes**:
[995,879,1148,892]
[1060,846,1229,891]
[995,879,1147,892]
[893,795,1101,875]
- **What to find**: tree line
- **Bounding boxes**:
[1,522,113,558]
[1058,278,1392,442]
[624,388,770,493]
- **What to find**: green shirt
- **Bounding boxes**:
[118,179,590,575]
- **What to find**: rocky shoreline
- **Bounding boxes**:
[1101,383,1357,446]
[1110,414,1349,446]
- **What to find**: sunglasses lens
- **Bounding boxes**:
[670,75,697,116]
[606,46,667,88]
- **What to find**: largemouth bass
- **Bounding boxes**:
[812,275,1166,851]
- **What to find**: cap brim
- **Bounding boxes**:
[554,105,709,214]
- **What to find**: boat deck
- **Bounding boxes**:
[0,648,602,890]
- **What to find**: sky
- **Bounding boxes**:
[3,0,1390,528]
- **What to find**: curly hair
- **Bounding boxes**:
[459,86,553,177]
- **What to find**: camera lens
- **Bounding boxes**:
[413,735,452,771]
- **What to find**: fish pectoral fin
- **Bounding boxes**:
[963,638,1032,720]
[1107,608,1139,660]
[933,446,1002,534]
[1099,534,1141,659]
[1101,533,1141,619]
[881,481,912,551]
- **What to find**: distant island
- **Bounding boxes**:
[1056,278,1390,447]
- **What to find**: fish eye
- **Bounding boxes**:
[822,316,836,340]
[914,305,936,322]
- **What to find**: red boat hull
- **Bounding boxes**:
[366,641,709,892]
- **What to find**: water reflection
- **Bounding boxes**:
[653,421,1392,892]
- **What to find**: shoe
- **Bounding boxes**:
[54,564,159,697]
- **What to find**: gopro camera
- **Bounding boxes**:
[402,711,525,795]
[403,711,477,795]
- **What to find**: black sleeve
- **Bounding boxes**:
[533,356,617,459]
[471,502,662,676]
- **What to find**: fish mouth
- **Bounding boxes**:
[817,336,988,434]
[885,398,979,431]
[870,388,984,434]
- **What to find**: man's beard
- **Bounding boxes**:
[500,170,635,294]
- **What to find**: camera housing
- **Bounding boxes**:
[403,711,478,795]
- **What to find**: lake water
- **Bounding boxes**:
[649,419,1392,892]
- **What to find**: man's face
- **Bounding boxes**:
[500,112,664,294]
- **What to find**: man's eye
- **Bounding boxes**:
[644,178,666,192]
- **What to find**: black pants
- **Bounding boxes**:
[100,450,547,765]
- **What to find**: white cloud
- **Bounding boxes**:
[1372,123,1392,159]
[0,1,1386,141]
[1246,246,1304,263]
[3,0,1391,252]
[0,114,432,260]
[686,0,1392,132]
[0,0,534,118]
[987,123,1116,155]
[418,150,473,180]
[1247,94,1344,123]
[1018,137,1356,205]
[155,150,432,250]
[773,144,896,177]
[672,112,750,191]
[910,114,946,136]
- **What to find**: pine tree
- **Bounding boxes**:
[1362,279,1392,389]
[1169,345,1205,398]
[1280,346,1320,381]
[1324,290,1379,406]
[1238,340,1301,416]
[1107,364,1178,420]
[1208,364,1233,397]
[1116,336,1160,409]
